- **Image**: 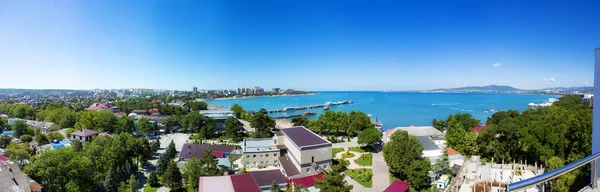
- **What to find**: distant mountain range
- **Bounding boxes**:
[540,86,593,91]
[425,85,593,93]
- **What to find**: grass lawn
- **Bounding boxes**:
[354,153,372,166]
[348,146,367,153]
[143,184,158,192]
[344,168,373,188]
[332,148,344,156]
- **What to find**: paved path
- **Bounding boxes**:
[332,137,360,149]
[370,151,390,191]
[344,175,367,192]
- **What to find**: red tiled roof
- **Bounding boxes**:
[288,174,323,188]
[230,174,261,192]
[447,148,460,156]
[472,126,487,132]
[30,185,43,191]
[385,180,411,192]
[84,103,111,111]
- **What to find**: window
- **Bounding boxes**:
[311,156,314,163]
[260,161,264,165]
[246,162,249,166]
[266,161,269,164]
[274,153,277,157]
[266,154,269,157]
[246,155,249,158]
[253,155,256,158]
[274,160,278,164]
[260,154,263,157]
[323,164,328,169]
[306,168,311,173]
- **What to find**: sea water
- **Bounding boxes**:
[205,92,556,131]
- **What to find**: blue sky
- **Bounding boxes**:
[0,0,598,91]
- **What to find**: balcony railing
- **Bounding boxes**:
[507,152,600,191]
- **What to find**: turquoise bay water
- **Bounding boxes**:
[205,92,556,131]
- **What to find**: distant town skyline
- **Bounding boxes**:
[0,0,598,91]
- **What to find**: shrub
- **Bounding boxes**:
[19,135,33,143]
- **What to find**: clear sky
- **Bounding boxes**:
[0,0,598,91]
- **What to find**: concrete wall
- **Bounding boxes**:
[284,137,302,169]
[242,150,279,168]
[299,146,332,165]
[594,48,600,181]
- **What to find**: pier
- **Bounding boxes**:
[271,112,317,119]
[266,100,353,113]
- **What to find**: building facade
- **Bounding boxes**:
[241,138,280,168]
[199,110,236,131]
[275,126,332,179]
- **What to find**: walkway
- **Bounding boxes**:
[334,149,372,169]
[370,151,390,191]
[332,137,360,149]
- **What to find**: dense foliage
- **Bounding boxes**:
[382,130,431,191]
[224,117,243,140]
[444,95,592,191]
[307,110,374,142]
[250,109,276,138]
[357,127,382,148]
[182,149,223,189]
[314,168,353,192]
[23,133,153,192]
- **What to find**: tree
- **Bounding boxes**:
[166,140,177,159]
[156,153,169,175]
[104,166,119,191]
[183,155,222,190]
[445,117,466,152]
[128,174,139,192]
[434,149,454,176]
[271,180,282,192]
[163,115,181,133]
[291,116,309,127]
[407,158,432,191]
[230,104,244,118]
[163,160,182,189]
[187,101,208,111]
[47,131,64,141]
[34,132,50,145]
[314,169,353,192]
[132,138,152,167]
[148,171,159,187]
[118,181,130,192]
[0,135,11,148]
[138,117,154,136]
[347,111,374,138]
[116,115,135,134]
[224,117,243,140]
[24,148,95,191]
[251,109,275,138]
[10,148,30,166]
[19,134,33,143]
[11,120,28,138]
[357,127,382,149]
[71,139,82,152]
[432,119,445,131]
[0,117,7,132]
[181,112,211,134]
[382,130,424,181]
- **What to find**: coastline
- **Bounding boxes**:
[209,93,316,101]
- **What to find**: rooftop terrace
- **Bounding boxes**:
[243,138,278,153]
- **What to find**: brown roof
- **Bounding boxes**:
[70,129,99,137]
[274,131,284,136]
[179,143,235,159]
[132,109,150,115]
[447,148,460,156]
[276,145,287,150]
[281,126,329,148]
[279,155,300,177]
[249,170,287,187]
[230,174,261,192]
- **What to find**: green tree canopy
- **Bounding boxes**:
[357,127,382,148]
[224,117,243,140]
[19,134,33,143]
[314,169,353,192]
[24,148,95,191]
[163,160,182,189]
[148,171,159,187]
[230,104,245,118]
[116,115,135,134]
[291,116,309,127]
[11,120,29,138]
[382,130,424,181]
[251,109,275,138]
[137,117,154,136]
[187,101,208,111]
